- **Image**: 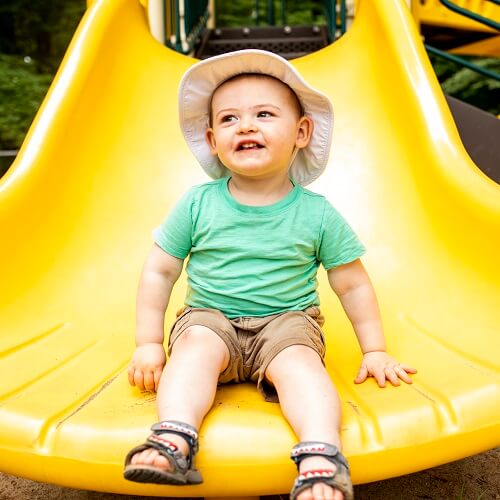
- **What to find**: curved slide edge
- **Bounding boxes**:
[0,0,499,496]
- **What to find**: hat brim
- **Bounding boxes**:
[178,49,333,186]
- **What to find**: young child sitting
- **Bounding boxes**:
[123,49,416,500]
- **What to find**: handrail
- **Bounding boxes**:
[425,44,500,81]
[323,1,348,40]
[339,0,347,35]
[168,0,209,54]
[438,0,500,31]
[251,0,347,40]
[424,0,500,82]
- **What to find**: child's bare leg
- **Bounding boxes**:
[266,345,344,500]
[130,326,230,470]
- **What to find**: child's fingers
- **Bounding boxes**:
[354,365,368,384]
[373,369,387,388]
[133,369,145,391]
[384,366,401,386]
[395,365,415,384]
[127,366,136,386]
[153,368,163,392]
[400,364,417,374]
[143,371,155,392]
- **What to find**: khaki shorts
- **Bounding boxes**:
[168,306,326,402]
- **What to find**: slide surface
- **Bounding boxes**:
[0,0,499,496]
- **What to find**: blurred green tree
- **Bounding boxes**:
[0,54,51,150]
[0,0,85,175]
[0,0,85,73]
[215,0,325,27]
[430,56,500,115]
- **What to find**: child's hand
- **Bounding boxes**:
[127,342,166,392]
[354,351,417,388]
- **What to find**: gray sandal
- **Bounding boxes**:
[289,441,353,500]
[123,420,203,485]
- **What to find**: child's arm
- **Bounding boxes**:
[128,243,184,392]
[327,259,416,387]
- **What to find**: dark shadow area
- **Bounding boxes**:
[446,95,500,184]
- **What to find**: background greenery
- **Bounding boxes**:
[0,0,86,175]
[0,0,498,177]
[215,0,326,26]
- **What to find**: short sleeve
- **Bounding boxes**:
[153,189,194,259]
[318,202,366,270]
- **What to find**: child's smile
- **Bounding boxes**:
[235,140,264,152]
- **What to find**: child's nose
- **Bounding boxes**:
[238,116,257,133]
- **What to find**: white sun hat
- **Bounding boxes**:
[178,49,334,186]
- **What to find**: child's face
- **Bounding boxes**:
[205,75,313,181]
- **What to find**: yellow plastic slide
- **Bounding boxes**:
[0,0,499,497]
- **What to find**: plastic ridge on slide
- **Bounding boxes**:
[0,0,499,497]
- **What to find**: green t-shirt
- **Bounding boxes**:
[154,177,365,318]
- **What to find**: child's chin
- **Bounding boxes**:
[232,160,274,171]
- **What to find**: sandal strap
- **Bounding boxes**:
[290,468,353,500]
[124,436,190,474]
[151,420,199,455]
[124,421,201,481]
[289,441,353,500]
[298,469,337,479]
[290,441,349,470]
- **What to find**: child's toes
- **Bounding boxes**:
[332,486,344,500]
[130,449,147,465]
[131,448,158,465]
[311,481,332,500]
[296,488,314,500]
[152,453,170,469]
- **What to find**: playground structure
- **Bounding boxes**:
[0,0,499,498]
[146,0,500,58]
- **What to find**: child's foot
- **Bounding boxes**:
[124,422,203,485]
[290,441,352,500]
[128,432,189,471]
[296,456,344,500]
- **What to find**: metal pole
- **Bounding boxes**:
[438,0,500,30]
[425,44,500,81]
[267,0,275,25]
[340,0,347,35]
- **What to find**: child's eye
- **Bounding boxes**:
[257,111,273,118]
[220,114,237,123]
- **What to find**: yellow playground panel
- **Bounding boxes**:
[0,0,499,498]
[450,34,500,56]
[416,0,500,32]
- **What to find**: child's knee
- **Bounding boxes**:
[276,344,322,366]
[172,325,229,364]
[266,344,324,382]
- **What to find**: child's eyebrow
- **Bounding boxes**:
[215,104,281,119]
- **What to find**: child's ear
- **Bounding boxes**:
[295,116,314,150]
[205,128,218,155]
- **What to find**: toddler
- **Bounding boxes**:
[123,49,416,500]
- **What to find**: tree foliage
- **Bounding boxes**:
[0,54,51,150]
[0,0,85,73]
[430,56,500,115]
[0,0,85,176]
[215,0,325,27]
